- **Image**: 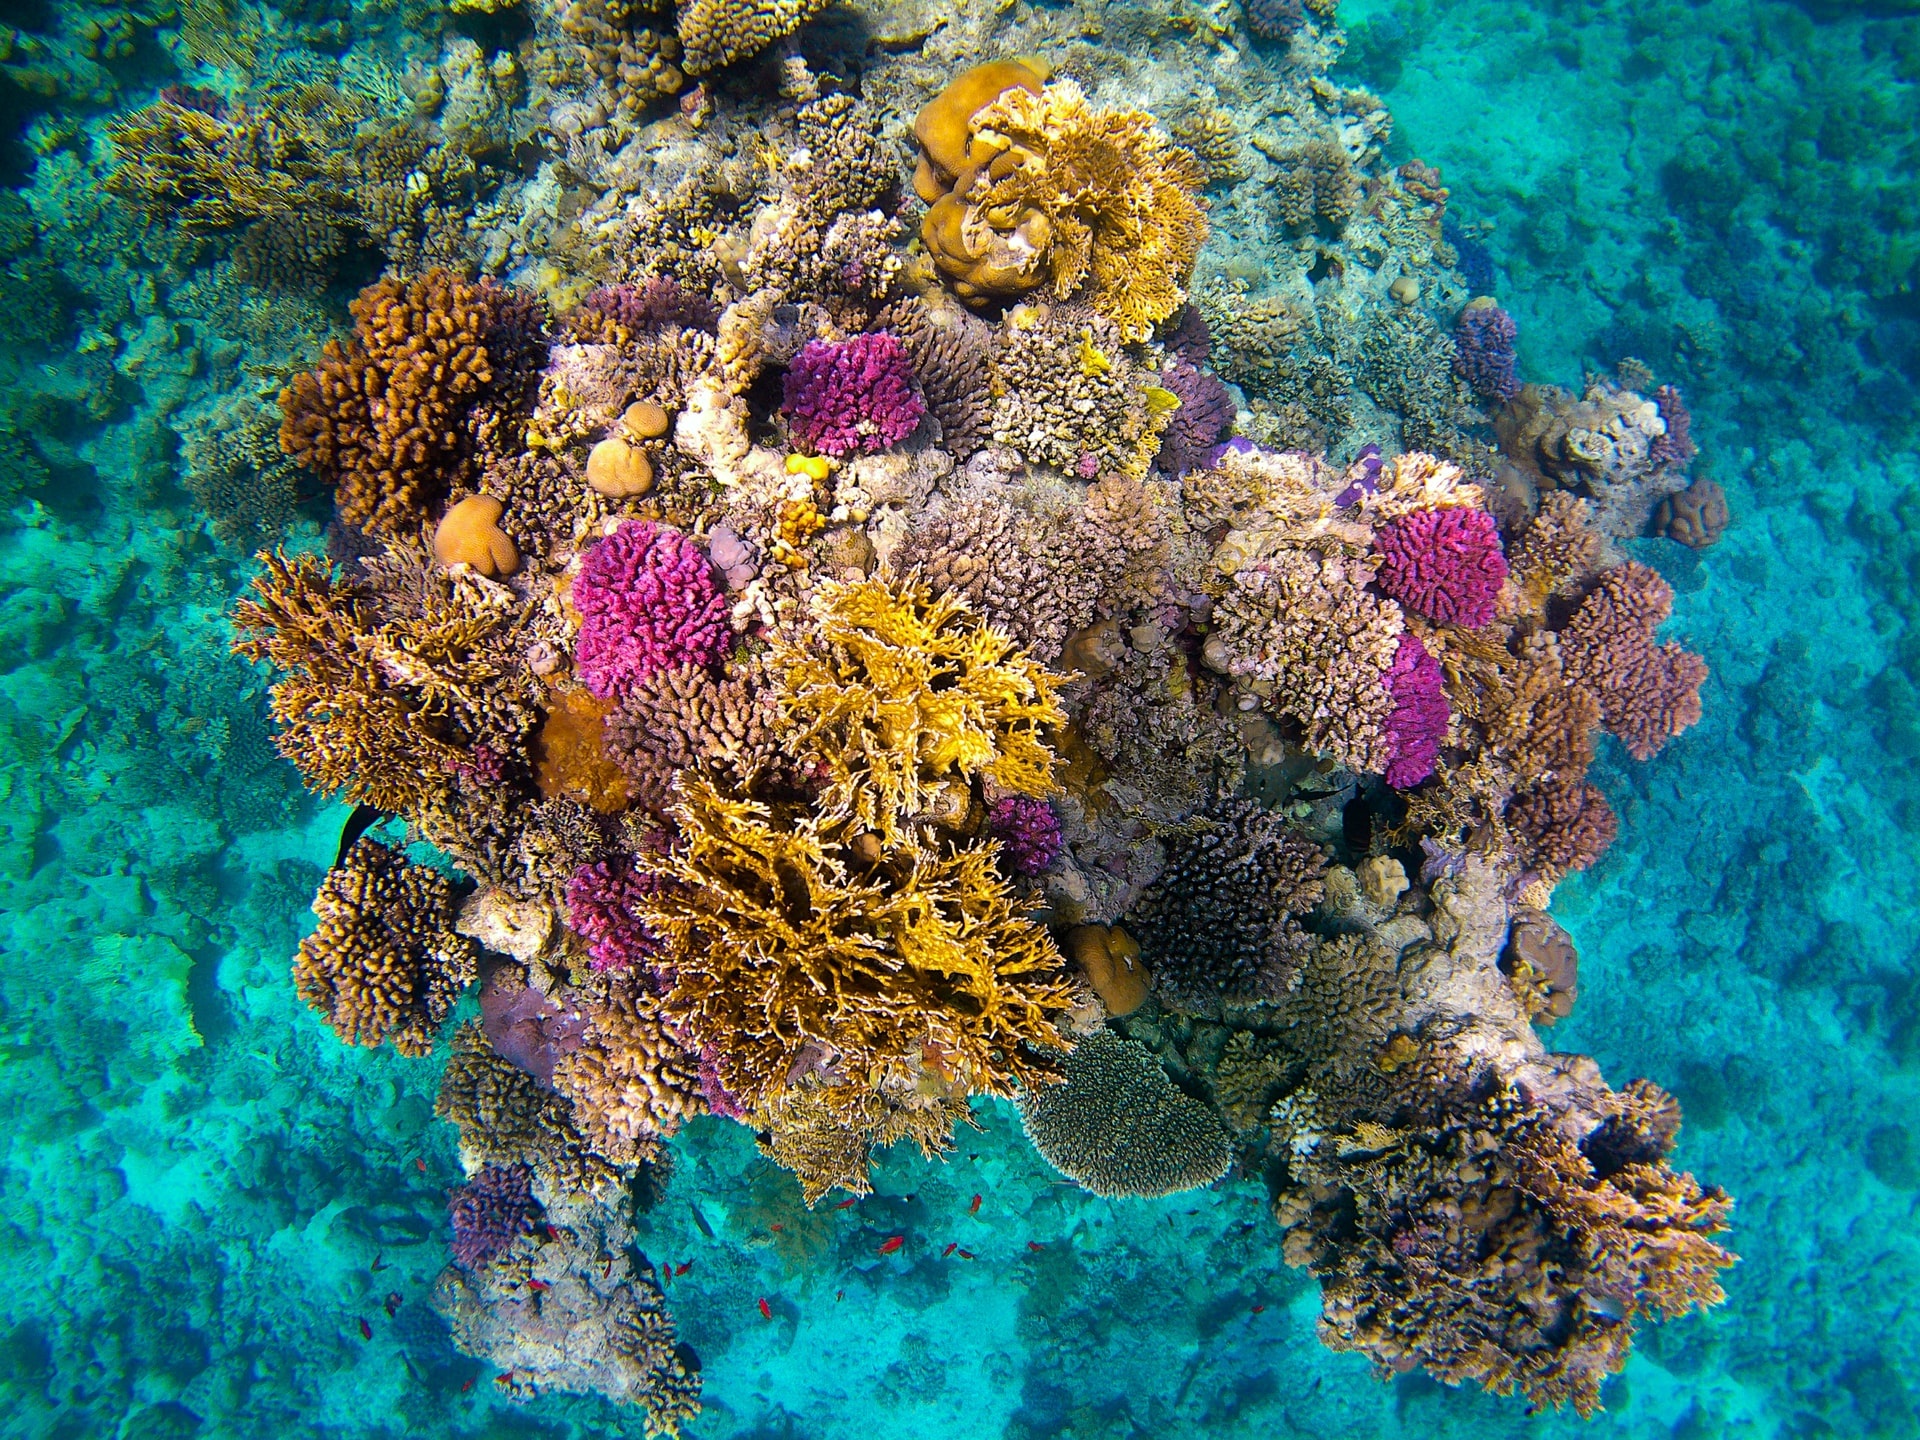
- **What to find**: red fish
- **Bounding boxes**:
[357,1318,372,1341]
[877,1235,905,1256]
[527,1280,550,1293]
[956,1249,975,1260]
[834,1198,858,1210]
[1027,1242,1045,1252]
[675,1262,692,1276]
[942,1243,957,1258]
[460,1378,473,1394]
[496,1372,513,1385]
[660,1266,671,1284]
[414,1159,426,1174]
[836,1290,845,1301]
[371,1251,387,1273]
[770,1224,784,1233]
[757,1297,773,1320]
[383,1292,401,1317]
[968,1194,982,1215]
[1252,1305,1266,1314]
[541,1225,561,1242]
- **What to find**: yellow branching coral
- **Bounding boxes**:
[107,94,344,232]
[755,1079,977,1205]
[918,77,1208,341]
[231,549,529,813]
[676,0,826,76]
[293,838,478,1057]
[639,773,1076,1112]
[773,577,1066,847]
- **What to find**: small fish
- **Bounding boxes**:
[877,1235,905,1256]
[496,1372,513,1385]
[527,1280,550,1293]
[1027,1242,1045,1252]
[968,1194,982,1215]
[691,1206,715,1240]
[956,1249,975,1260]
[836,1290,845,1302]
[942,1243,957,1258]
[460,1378,473,1394]
[357,1318,372,1341]
[757,1297,773,1320]
[541,1225,561,1242]
[384,1292,402,1317]
[601,1261,612,1279]
[371,1251,387,1273]
[414,1159,426,1174]
[834,1198,858,1211]
[660,1267,671,1284]
[1251,1305,1267,1314]
[770,1223,784,1233]
[675,1262,692,1276]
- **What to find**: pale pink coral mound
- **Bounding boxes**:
[574,520,732,699]
[1374,506,1508,629]
[1382,634,1449,789]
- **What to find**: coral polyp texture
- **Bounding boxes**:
[178,13,1740,1428]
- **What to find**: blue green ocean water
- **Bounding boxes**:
[3,0,1918,1436]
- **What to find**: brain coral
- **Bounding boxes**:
[1018,1031,1231,1198]
[292,838,478,1057]
[573,521,733,700]
[280,270,504,536]
[780,332,926,458]
[1127,797,1326,1011]
[1373,505,1508,629]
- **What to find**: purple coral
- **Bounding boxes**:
[1452,301,1522,404]
[573,520,733,699]
[579,277,718,335]
[1373,506,1508,629]
[988,796,1063,877]
[781,332,926,458]
[1382,635,1449,789]
[1650,384,1696,470]
[1158,361,1237,477]
[565,858,665,977]
[479,969,586,1086]
[698,1045,749,1121]
[449,1164,540,1270]
[1335,444,1385,506]
[1246,0,1306,39]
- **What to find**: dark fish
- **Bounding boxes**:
[690,1206,715,1240]
[357,1318,372,1341]
[336,805,396,867]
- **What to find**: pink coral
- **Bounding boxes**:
[987,795,1063,877]
[1374,506,1508,629]
[1382,634,1449,788]
[573,521,732,699]
[565,858,666,977]
[781,332,926,458]
[1558,562,1707,761]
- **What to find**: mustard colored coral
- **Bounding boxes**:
[676,0,826,76]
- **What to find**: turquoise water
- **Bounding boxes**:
[2,2,1916,1438]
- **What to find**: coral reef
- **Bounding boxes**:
[676,0,826,75]
[1372,505,1509,629]
[1558,562,1709,761]
[1018,1031,1231,1199]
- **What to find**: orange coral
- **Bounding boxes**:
[281,271,499,536]
[1558,562,1707,761]
[533,688,633,814]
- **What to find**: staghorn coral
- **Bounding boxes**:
[639,772,1076,1112]
[1373,505,1508,629]
[917,76,1208,341]
[772,577,1065,847]
[433,1193,701,1434]
[989,307,1176,479]
[450,1164,542,1270]
[279,272,504,537]
[780,333,925,458]
[1557,563,1708,761]
[1272,1057,1733,1418]
[552,984,707,1165]
[574,521,734,700]
[1127,797,1326,1012]
[292,839,478,1057]
[1214,548,1404,775]
[675,0,826,76]
[1018,1030,1231,1199]
[604,656,794,809]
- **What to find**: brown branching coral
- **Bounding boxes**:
[1126,797,1326,1012]
[641,773,1077,1112]
[917,75,1208,341]
[438,1022,628,1199]
[1018,1031,1231,1198]
[1507,776,1618,875]
[1557,562,1708,761]
[772,577,1066,848]
[280,271,504,537]
[880,297,992,458]
[756,1079,977,1205]
[552,985,707,1166]
[293,839,477,1057]
[1506,492,1605,619]
[1272,1058,1733,1417]
[605,655,794,809]
[231,550,530,813]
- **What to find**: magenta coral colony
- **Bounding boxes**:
[204,18,1732,1434]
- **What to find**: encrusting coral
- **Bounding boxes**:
[292,839,478,1057]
